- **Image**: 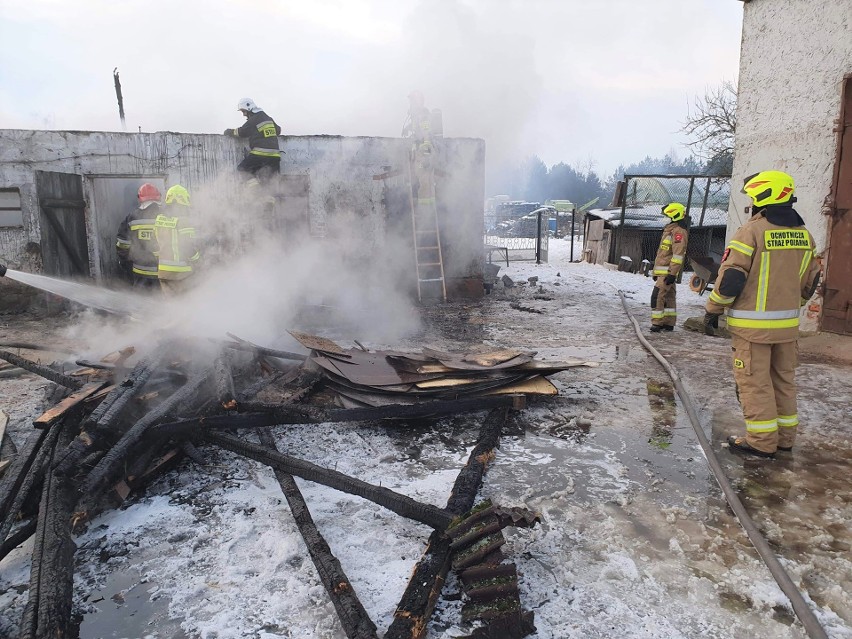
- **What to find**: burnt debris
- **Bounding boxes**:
[0,333,585,638]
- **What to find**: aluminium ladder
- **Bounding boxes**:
[407,153,447,303]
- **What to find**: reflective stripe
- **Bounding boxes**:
[132,265,159,276]
[116,240,131,249]
[663,310,677,317]
[129,218,157,230]
[778,414,799,427]
[670,255,684,264]
[249,148,281,157]
[746,419,778,433]
[709,290,735,305]
[726,317,799,329]
[727,309,799,320]
[756,252,770,311]
[661,239,672,247]
[158,262,192,272]
[652,268,669,276]
[651,311,664,319]
[729,240,755,257]
[799,250,813,279]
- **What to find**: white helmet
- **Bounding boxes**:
[237,98,262,113]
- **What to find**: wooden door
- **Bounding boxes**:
[35,171,89,278]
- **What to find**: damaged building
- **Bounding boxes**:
[0,129,486,308]
[733,0,852,334]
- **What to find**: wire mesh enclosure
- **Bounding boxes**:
[484,201,550,262]
[584,174,732,272]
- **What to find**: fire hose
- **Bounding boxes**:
[616,288,829,639]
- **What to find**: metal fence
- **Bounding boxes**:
[606,174,732,272]
[484,202,550,262]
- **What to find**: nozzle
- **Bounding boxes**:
[0,264,6,277]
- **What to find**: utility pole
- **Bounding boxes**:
[113,68,126,130]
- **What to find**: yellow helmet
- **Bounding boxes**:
[741,170,795,206]
[662,202,685,222]
[165,185,191,207]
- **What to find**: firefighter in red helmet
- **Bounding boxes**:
[116,183,162,289]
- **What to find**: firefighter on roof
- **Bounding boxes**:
[116,183,162,289]
[224,98,282,187]
[704,170,821,458]
[650,203,689,332]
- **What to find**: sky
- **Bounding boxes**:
[0,0,743,178]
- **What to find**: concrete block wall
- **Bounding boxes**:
[731,0,852,328]
[0,129,485,301]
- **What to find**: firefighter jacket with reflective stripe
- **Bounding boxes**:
[116,201,161,278]
[653,222,689,278]
[705,210,820,343]
[154,205,200,281]
[229,110,281,158]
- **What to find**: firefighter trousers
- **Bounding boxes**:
[731,336,798,453]
[651,280,677,327]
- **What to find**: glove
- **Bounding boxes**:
[222,128,232,136]
[703,312,720,335]
[664,274,676,285]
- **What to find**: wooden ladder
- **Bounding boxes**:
[407,156,447,303]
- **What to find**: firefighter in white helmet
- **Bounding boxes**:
[223,98,282,186]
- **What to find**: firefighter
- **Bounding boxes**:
[116,183,162,289]
[154,185,200,296]
[650,203,689,332]
[704,170,821,457]
[224,98,282,187]
[403,91,436,207]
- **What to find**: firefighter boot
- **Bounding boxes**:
[727,435,775,459]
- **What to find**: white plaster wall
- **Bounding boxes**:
[0,130,484,291]
[731,0,852,247]
[730,0,852,329]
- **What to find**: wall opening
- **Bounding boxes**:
[0,188,23,228]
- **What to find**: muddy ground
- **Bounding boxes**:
[1,247,851,638]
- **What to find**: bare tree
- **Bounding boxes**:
[682,80,737,172]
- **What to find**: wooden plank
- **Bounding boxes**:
[33,381,107,429]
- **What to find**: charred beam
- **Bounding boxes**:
[19,425,77,639]
[0,518,37,563]
[82,368,213,496]
[0,423,64,547]
[223,333,307,362]
[385,407,508,639]
[257,427,378,639]
[206,432,453,530]
[238,395,519,425]
[33,381,108,429]
[0,350,83,389]
[53,358,158,477]
[0,429,51,526]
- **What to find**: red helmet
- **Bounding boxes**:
[138,183,161,203]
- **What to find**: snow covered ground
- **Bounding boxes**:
[1,239,851,638]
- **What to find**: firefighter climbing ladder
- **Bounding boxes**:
[407,149,447,303]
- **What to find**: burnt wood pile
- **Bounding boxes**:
[0,333,574,638]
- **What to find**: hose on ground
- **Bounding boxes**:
[615,288,829,639]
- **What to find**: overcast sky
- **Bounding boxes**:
[0,0,743,177]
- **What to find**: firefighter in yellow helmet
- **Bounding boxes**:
[154,185,200,296]
[705,170,821,457]
[650,203,689,332]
